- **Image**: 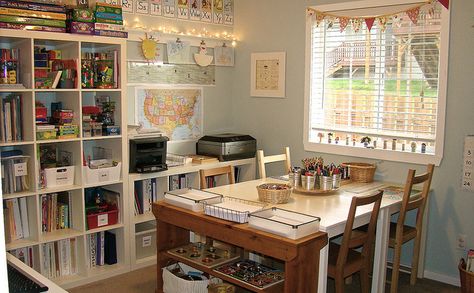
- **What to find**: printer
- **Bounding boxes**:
[196,133,256,161]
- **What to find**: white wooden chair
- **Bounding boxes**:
[257,147,291,179]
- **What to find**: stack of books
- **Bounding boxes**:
[0,0,66,33]
[9,246,35,268]
[134,178,159,215]
[3,197,29,243]
[86,231,117,268]
[94,2,127,38]
[0,94,23,142]
[40,191,73,233]
[40,238,77,279]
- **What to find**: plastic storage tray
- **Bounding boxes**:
[248,207,320,240]
[203,197,266,223]
[164,188,223,212]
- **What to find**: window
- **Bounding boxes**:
[304,1,450,165]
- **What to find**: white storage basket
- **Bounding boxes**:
[162,263,209,293]
[83,162,121,185]
[44,166,75,187]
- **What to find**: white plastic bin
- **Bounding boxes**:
[44,166,75,188]
[83,162,121,185]
[162,262,208,293]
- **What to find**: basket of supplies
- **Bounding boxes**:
[256,183,292,204]
[459,258,474,293]
[341,162,376,183]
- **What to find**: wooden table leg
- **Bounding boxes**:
[285,241,320,293]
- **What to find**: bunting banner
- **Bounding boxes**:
[307,0,447,33]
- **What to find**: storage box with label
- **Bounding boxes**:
[135,221,156,259]
[83,162,121,185]
[44,166,75,188]
[1,154,30,194]
[87,207,118,230]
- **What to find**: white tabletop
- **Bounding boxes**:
[208,178,402,238]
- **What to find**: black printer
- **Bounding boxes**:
[196,133,256,161]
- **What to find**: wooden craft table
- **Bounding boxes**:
[153,201,328,293]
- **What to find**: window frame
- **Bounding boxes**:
[303,0,450,166]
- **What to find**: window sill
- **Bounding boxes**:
[303,140,442,166]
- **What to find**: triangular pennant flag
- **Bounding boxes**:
[406,6,420,25]
[352,19,362,33]
[438,0,449,9]
[365,18,375,31]
[377,16,388,32]
[315,11,326,26]
[339,17,349,32]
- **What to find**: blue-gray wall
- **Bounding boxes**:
[231,0,474,283]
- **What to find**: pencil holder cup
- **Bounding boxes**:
[301,174,316,190]
[288,170,301,188]
[332,174,342,189]
[319,176,333,191]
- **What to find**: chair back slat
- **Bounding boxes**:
[337,191,383,268]
[398,164,434,225]
[257,147,291,179]
[199,165,235,189]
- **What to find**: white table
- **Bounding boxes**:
[208,178,406,293]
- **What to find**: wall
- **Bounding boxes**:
[232,0,474,284]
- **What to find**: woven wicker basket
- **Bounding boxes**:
[256,183,292,204]
[342,162,376,183]
[459,258,474,293]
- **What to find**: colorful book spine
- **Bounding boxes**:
[94,29,128,38]
[0,7,66,20]
[0,21,66,32]
[94,17,123,25]
[0,15,66,28]
[94,22,124,31]
[0,0,66,14]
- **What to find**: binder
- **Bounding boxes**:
[104,231,117,265]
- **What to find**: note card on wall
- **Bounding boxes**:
[462,135,474,191]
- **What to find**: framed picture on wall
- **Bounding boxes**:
[250,51,286,98]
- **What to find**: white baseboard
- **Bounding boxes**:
[423,270,460,287]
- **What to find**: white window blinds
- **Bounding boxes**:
[308,3,443,155]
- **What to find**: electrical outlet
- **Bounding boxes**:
[458,234,467,249]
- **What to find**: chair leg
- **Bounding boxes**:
[335,274,345,293]
[360,268,370,293]
[390,244,402,293]
[411,233,422,285]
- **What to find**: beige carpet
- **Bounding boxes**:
[68,266,157,293]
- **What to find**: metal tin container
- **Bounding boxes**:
[301,174,316,190]
[288,169,301,187]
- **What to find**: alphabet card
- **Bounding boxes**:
[177,0,189,19]
[163,0,176,17]
[150,0,162,16]
[462,136,474,191]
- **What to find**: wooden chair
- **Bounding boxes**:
[199,165,235,189]
[328,190,383,293]
[389,164,434,293]
[256,147,291,179]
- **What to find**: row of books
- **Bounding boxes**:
[3,197,29,243]
[169,174,190,191]
[41,192,73,233]
[0,0,67,33]
[40,238,77,279]
[134,178,159,215]
[1,152,30,195]
[0,94,23,142]
[86,231,117,268]
[10,246,35,268]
